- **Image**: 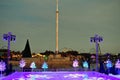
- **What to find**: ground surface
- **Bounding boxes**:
[2,71,120,80]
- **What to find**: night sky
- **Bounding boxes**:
[0,0,120,54]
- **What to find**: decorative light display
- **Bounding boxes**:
[42,61,48,71]
[0,61,6,77]
[115,59,120,69]
[30,62,36,71]
[83,61,88,69]
[19,59,26,71]
[115,59,120,74]
[72,59,79,68]
[106,59,112,69]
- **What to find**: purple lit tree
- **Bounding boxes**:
[19,59,26,72]
[30,62,36,72]
[115,59,120,74]
[73,59,79,71]
[115,59,120,68]
[0,61,6,77]
[42,61,48,71]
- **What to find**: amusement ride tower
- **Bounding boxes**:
[55,0,59,54]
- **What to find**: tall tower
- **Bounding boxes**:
[55,0,59,54]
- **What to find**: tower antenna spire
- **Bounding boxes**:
[56,0,58,11]
[55,0,59,54]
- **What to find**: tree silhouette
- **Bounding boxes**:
[22,39,32,58]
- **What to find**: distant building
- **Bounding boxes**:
[0,49,8,59]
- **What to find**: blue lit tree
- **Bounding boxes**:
[83,61,88,71]
[30,62,36,72]
[106,59,112,74]
[42,61,48,71]
[19,59,26,72]
[0,61,6,77]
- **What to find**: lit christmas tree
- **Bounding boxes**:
[0,61,6,77]
[73,59,79,71]
[115,59,120,74]
[83,61,88,71]
[106,59,112,68]
[30,62,36,72]
[19,59,26,71]
[106,59,112,74]
[42,61,48,71]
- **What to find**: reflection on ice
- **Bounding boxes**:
[3,71,119,80]
[64,73,85,78]
[12,74,53,80]
[27,74,53,79]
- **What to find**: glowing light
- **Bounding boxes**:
[30,62,36,69]
[19,59,26,68]
[0,61,6,71]
[42,61,48,71]
[83,61,88,68]
[0,60,6,77]
[115,59,120,69]
[73,59,79,68]
[106,59,112,68]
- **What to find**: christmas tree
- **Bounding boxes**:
[19,59,26,71]
[73,59,79,68]
[83,61,88,70]
[73,59,79,71]
[0,61,6,77]
[115,59,120,74]
[106,59,112,74]
[106,59,112,68]
[30,62,36,72]
[115,59,120,69]
[42,61,48,71]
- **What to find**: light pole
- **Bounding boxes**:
[3,32,16,65]
[90,34,103,71]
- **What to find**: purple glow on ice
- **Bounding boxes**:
[2,71,120,80]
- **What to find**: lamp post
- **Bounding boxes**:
[90,34,103,71]
[3,32,16,65]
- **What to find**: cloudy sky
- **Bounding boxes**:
[0,0,120,54]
